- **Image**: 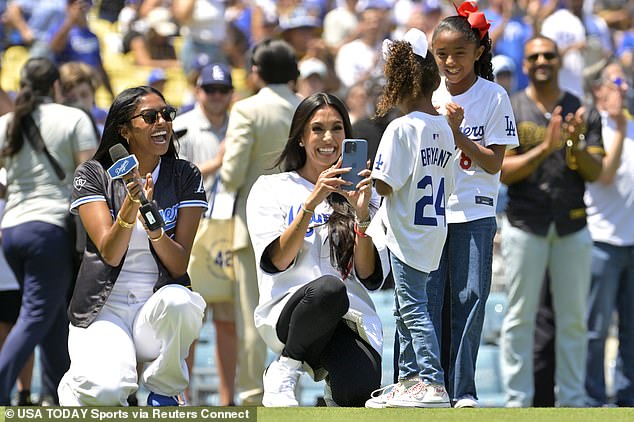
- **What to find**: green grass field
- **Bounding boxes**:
[258,407,634,422]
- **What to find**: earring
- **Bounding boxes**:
[299,142,304,147]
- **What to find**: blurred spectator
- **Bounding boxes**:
[335,6,389,89]
[172,0,228,74]
[492,54,517,95]
[541,0,612,101]
[296,57,327,98]
[48,0,115,99]
[499,36,604,407]
[57,61,108,133]
[322,0,359,53]
[174,63,237,406]
[219,39,301,406]
[2,0,67,58]
[484,0,532,92]
[279,6,320,59]
[344,81,370,125]
[0,168,35,406]
[393,0,443,42]
[94,0,125,23]
[249,0,278,44]
[584,62,634,407]
[122,7,181,69]
[0,57,98,406]
[281,6,340,95]
[147,67,168,92]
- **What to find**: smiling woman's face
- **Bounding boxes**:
[122,93,172,159]
[300,105,346,174]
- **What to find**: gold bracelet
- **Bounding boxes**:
[356,216,371,228]
[117,214,135,229]
[127,190,141,204]
[149,228,165,242]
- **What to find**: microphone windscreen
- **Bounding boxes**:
[109,144,129,163]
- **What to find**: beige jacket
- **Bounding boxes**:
[220,84,301,250]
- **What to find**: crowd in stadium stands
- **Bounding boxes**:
[0,0,633,409]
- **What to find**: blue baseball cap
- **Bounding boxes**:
[197,63,233,88]
[148,68,167,85]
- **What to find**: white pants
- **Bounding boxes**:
[58,284,206,406]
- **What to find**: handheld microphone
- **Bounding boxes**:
[108,144,165,231]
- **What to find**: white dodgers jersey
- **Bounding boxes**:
[372,111,455,273]
[433,77,519,223]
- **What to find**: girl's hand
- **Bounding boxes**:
[342,160,373,221]
[445,102,465,133]
[303,157,349,210]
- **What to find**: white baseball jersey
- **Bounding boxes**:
[246,172,390,357]
[372,112,455,272]
[585,114,634,246]
[433,77,519,223]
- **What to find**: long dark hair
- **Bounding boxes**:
[275,93,363,278]
[93,86,178,168]
[2,57,59,157]
[432,15,494,82]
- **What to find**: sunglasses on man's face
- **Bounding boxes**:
[526,51,557,63]
[130,106,177,124]
[202,85,231,95]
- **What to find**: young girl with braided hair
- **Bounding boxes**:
[365,28,462,408]
[426,1,519,407]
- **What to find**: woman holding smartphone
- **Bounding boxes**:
[245,93,389,407]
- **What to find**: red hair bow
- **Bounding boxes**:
[454,1,491,40]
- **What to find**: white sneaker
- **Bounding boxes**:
[365,379,417,408]
[262,356,302,407]
[454,395,479,408]
[387,381,451,408]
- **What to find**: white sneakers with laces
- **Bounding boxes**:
[262,356,302,407]
[364,378,418,408]
[386,381,451,408]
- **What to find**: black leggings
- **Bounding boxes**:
[276,275,382,406]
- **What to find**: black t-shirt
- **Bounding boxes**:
[505,91,604,236]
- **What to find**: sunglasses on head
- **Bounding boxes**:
[202,85,231,95]
[130,106,177,124]
[526,51,557,63]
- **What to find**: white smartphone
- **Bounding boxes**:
[340,139,368,191]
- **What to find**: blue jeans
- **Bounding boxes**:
[0,222,72,404]
[586,242,634,407]
[390,252,444,385]
[427,217,496,401]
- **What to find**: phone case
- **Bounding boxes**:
[341,139,368,191]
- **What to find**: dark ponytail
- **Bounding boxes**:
[2,57,59,157]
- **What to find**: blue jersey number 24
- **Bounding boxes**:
[414,175,446,226]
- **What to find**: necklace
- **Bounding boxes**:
[525,87,563,120]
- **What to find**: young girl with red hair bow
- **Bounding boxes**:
[425,1,519,408]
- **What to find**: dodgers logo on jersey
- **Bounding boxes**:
[505,115,516,137]
[374,154,384,171]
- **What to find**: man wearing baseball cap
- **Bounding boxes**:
[172,63,237,406]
